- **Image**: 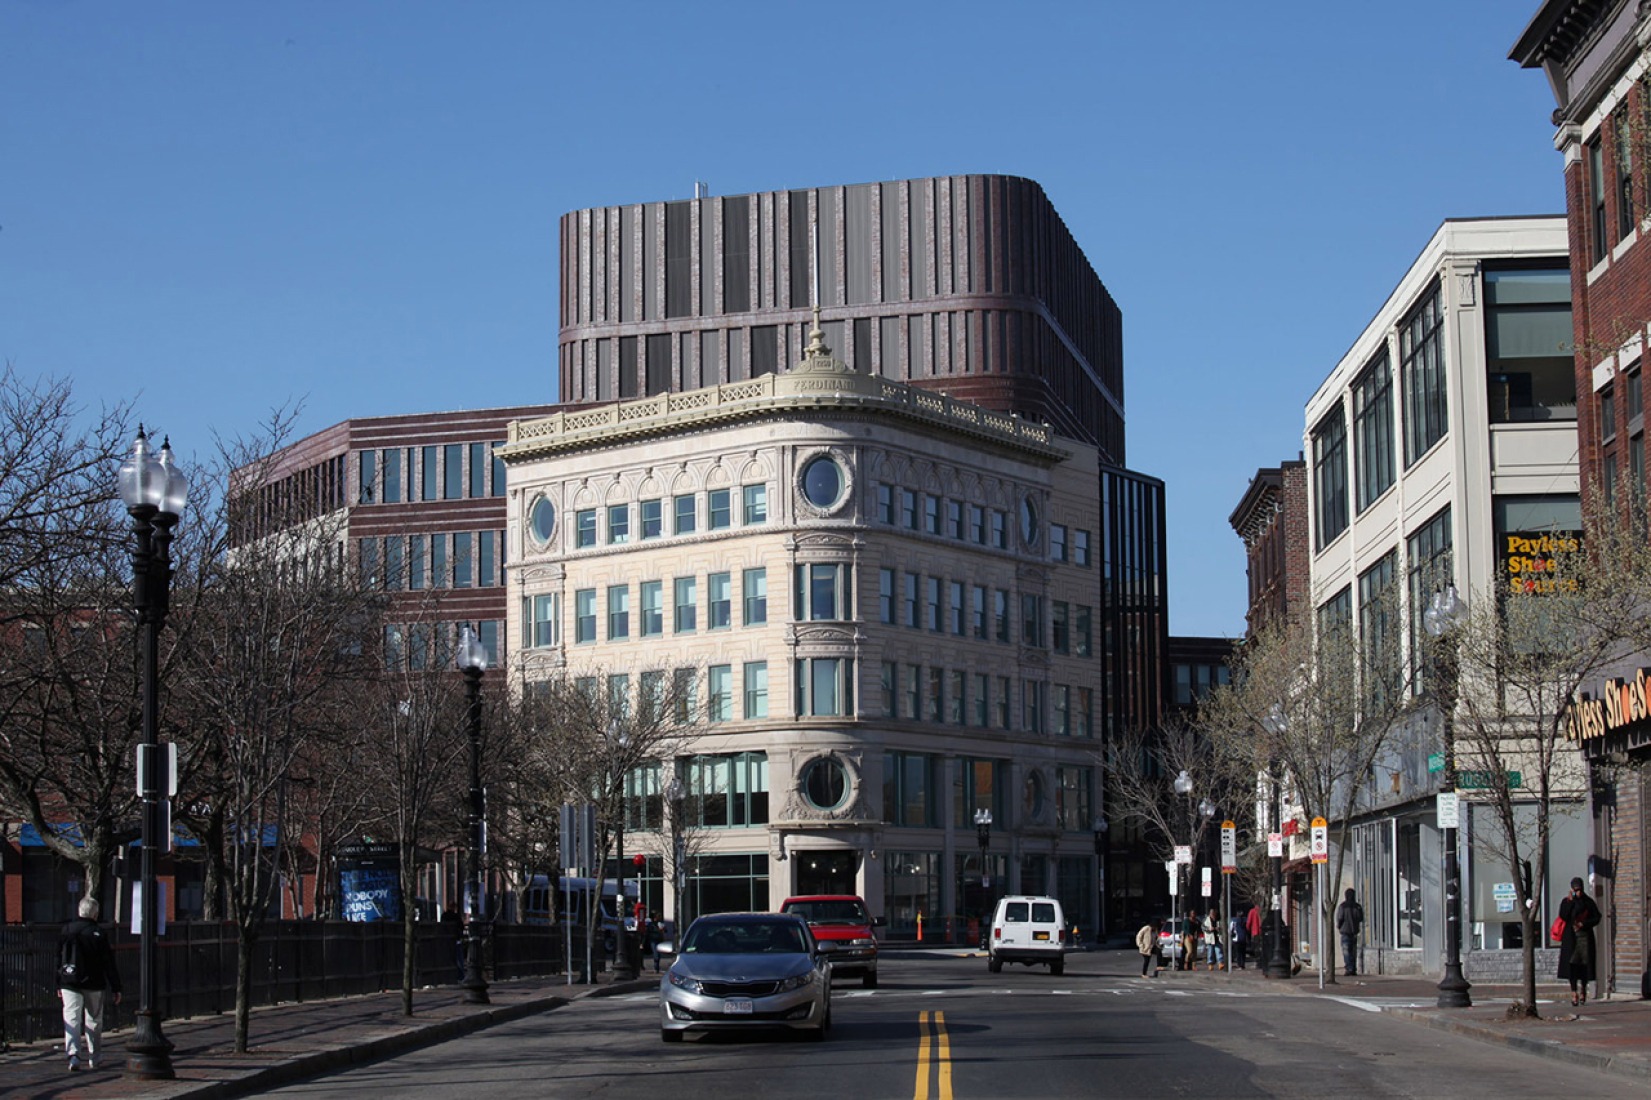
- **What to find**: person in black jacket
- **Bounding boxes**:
[57,896,122,1072]
[1557,876,1602,1006]
[1335,889,1365,976]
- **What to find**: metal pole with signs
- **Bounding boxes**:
[1221,821,1236,973]
[1310,816,1328,989]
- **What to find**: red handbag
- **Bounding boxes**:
[1549,914,1567,943]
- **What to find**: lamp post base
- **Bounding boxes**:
[1264,953,1293,980]
[1436,964,1472,1008]
[614,933,639,981]
[461,927,490,1005]
[125,1011,176,1080]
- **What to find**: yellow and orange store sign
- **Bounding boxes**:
[1563,667,1651,749]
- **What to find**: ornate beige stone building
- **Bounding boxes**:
[500,320,1105,937]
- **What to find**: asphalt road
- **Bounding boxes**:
[264,954,1645,1099]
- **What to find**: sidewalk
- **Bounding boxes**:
[1145,953,1651,1084]
[2,971,658,1100]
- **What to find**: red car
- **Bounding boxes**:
[779,895,882,988]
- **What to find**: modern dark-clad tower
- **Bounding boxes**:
[558,175,1127,463]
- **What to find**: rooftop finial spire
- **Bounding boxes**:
[806,303,829,357]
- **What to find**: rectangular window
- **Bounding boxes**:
[948,669,965,724]
[408,535,425,590]
[1591,137,1608,262]
[709,572,733,629]
[1602,384,1617,443]
[708,665,733,722]
[1074,529,1091,567]
[382,447,402,504]
[948,581,965,634]
[1313,405,1349,549]
[971,585,987,639]
[901,488,918,530]
[883,752,937,828]
[904,572,920,628]
[877,483,895,524]
[1400,284,1447,467]
[1353,351,1396,511]
[881,661,897,717]
[970,504,986,544]
[641,499,664,539]
[412,445,432,502]
[1052,601,1070,653]
[1359,551,1400,708]
[797,563,850,621]
[575,589,596,644]
[1618,111,1635,241]
[576,509,597,548]
[947,499,964,539]
[1021,594,1044,647]
[742,484,768,524]
[478,530,497,588]
[973,673,989,727]
[607,585,629,640]
[358,449,376,504]
[926,667,944,721]
[674,494,696,535]
[1075,606,1092,657]
[673,668,696,723]
[708,488,732,529]
[796,657,851,717]
[640,580,664,636]
[443,443,463,500]
[380,536,402,590]
[1055,684,1071,736]
[469,442,488,499]
[491,447,505,498]
[879,568,896,624]
[607,673,630,718]
[1050,524,1067,562]
[1077,687,1093,738]
[905,664,921,719]
[430,534,447,588]
[743,661,768,719]
[995,676,1012,729]
[993,589,1010,643]
[743,568,768,625]
[991,510,1008,549]
[923,494,940,535]
[608,504,629,544]
[674,577,697,633]
[1486,266,1574,425]
[925,576,941,631]
[1406,505,1454,693]
[453,532,473,588]
[528,593,559,647]
[1023,679,1044,733]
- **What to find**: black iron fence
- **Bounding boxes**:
[1,920,573,1050]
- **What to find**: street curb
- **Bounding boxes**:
[166,981,657,1100]
[1383,1007,1651,1085]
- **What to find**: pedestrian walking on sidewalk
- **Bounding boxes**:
[1557,876,1601,1006]
[1335,889,1364,976]
[57,896,122,1073]
[1136,918,1162,977]
[1202,907,1224,970]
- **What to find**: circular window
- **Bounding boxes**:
[801,456,845,510]
[1020,496,1040,547]
[801,757,849,811]
[529,497,557,544]
[1023,771,1045,819]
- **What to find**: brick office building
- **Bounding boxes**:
[1230,459,1311,635]
[1513,0,1651,999]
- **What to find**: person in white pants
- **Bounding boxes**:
[57,895,123,1072]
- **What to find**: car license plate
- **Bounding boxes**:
[1034,931,1050,941]
[724,999,753,1015]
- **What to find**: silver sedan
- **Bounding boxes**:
[658,912,832,1042]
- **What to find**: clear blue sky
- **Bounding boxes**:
[3,1,1563,638]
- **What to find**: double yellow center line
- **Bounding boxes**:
[913,1009,953,1100]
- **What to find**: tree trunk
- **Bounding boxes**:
[235,924,255,1052]
[1520,915,1540,1018]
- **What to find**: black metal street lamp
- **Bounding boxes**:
[118,427,187,1081]
[974,808,993,948]
[609,721,638,981]
[1172,769,1193,930]
[1091,817,1108,942]
[456,625,489,1005]
[665,774,686,945]
[1425,585,1473,1010]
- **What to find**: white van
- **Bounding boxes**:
[987,895,1066,975]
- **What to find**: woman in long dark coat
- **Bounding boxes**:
[1556,876,1602,1006]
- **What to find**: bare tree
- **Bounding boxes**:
[0,365,136,907]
